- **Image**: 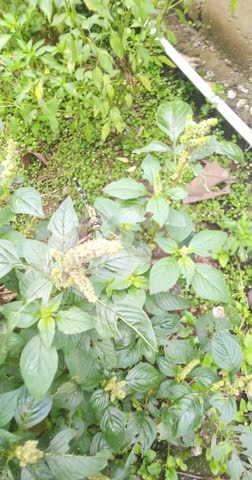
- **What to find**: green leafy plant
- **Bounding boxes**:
[216,213,252,266]
[0,113,251,479]
[0,0,189,138]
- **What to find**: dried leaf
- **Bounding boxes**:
[22,151,48,168]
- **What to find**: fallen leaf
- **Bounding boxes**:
[22,151,48,168]
[183,161,231,204]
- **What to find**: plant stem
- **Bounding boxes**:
[176,472,211,480]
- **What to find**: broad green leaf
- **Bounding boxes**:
[109,31,124,59]
[10,187,44,217]
[210,394,237,424]
[212,331,243,372]
[149,257,179,295]
[166,187,188,200]
[113,299,157,351]
[83,0,112,18]
[18,269,53,303]
[48,197,79,252]
[96,301,119,339]
[20,335,58,398]
[165,340,196,364]
[156,100,192,143]
[152,314,180,339]
[138,74,151,92]
[22,239,50,269]
[0,34,11,51]
[101,406,127,450]
[191,367,219,387]
[48,429,74,454]
[0,389,20,427]
[126,363,162,393]
[90,389,110,419]
[0,207,15,226]
[189,230,227,256]
[155,233,178,253]
[167,208,193,242]
[103,179,147,199]
[131,0,154,23]
[213,139,244,163]
[101,122,110,142]
[227,453,244,480]
[53,381,82,411]
[46,453,108,480]
[38,316,55,347]
[191,264,230,302]
[65,346,102,391]
[244,334,252,365]
[146,196,169,227]
[15,387,52,429]
[141,154,161,185]
[56,307,94,334]
[38,0,53,21]
[97,48,114,74]
[127,412,156,451]
[169,394,203,437]
[154,291,191,311]
[178,256,195,287]
[134,142,170,154]
[0,240,19,278]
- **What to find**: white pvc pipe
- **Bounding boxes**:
[160,36,252,147]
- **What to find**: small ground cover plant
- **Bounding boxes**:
[0,101,252,480]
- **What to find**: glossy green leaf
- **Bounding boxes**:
[141,154,161,184]
[96,301,119,339]
[212,331,243,372]
[20,335,58,398]
[149,257,179,295]
[38,0,53,21]
[56,307,94,334]
[65,346,102,391]
[126,362,162,393]
[48,197,79,252]
[0,34,11,50]
[10,188,44,217]
[22,239,50,269]
[146,196,169,227]
[178,256,195,287]
[38,316,55,347]
[0,240,19,278]
[103,179,147,199]
[189,230,227,257]
[156,100,192,143]
[155,232,178,253]
[101,406,127,450]
[167,208,193,242]
[18,269,53,303]
[113,299,157,351]
[210,394,237,424]
[170,394,203,437]
[0,389,20,427]
[154,291,191,311]
[127,412,156,451]
[15,387,52,429]
[191,264,230,302]
[109,31,124,59]
[134,141,170,154]
[48,429,74,455]
[46,452,108,480]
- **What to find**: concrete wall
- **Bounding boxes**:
[190,0,252,70]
